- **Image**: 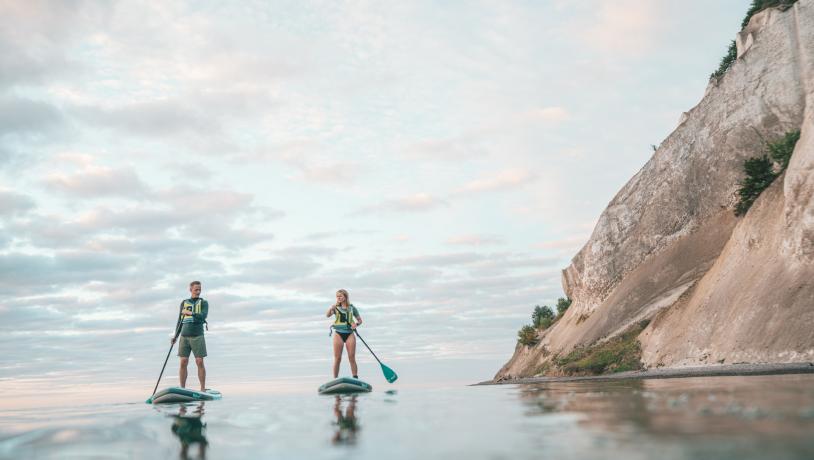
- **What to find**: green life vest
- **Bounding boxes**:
[181,299,204,323]
[333,304,357,328]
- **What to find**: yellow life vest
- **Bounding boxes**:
[181,299,203,321]
[333,304,357,327]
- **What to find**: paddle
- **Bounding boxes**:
[354,330,398,383]
[146,312,183,404]
[145,340,177,404]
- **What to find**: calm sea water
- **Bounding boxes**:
[1,374,813,459]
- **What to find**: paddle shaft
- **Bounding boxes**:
[353,330,384,366]
[151,341,176,397]
[152,313,182,397]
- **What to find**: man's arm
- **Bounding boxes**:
[171,302,184,343]
[194,300,209,322]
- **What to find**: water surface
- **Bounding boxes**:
[1,374,813,459]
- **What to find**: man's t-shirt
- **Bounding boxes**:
[179,298,209,336]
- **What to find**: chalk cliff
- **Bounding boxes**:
[497,0,814,379]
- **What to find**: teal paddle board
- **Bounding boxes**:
[148,387,222,404]
[318,377,372,394]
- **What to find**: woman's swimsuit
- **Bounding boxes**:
[336,331,353,342]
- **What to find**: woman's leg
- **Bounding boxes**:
[332,332,344,378]
[345,333,358,377]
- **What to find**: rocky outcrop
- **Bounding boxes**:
[497,0,814,380]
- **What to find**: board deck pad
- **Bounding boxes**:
[318,377,373,394]
[148,387,222,404]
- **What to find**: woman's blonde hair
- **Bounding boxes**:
[336,289,350,308]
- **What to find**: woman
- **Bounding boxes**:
[326,289,363,378]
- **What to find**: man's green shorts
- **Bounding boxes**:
[178,335,207,358]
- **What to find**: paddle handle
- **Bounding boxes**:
[353,330,383,365]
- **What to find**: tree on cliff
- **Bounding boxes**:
[532,305,555,329]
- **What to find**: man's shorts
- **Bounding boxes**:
[178,335,207,358]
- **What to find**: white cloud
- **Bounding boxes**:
[355,193,449,215]
[44,164,148,199]
[446,234,504,246]
[455,169,537,195]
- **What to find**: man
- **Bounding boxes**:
[171,281,209,390]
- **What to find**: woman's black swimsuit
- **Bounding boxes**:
[337,331,352,342]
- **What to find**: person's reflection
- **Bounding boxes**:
[170,402,208,459]
[332,395,360,445]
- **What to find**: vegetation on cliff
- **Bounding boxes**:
[516,297,572,346]
[553,320,649,375]
[734,130,800,216]
[711,0,798,80]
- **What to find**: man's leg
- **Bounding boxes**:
[179,357,189,388]
[195,357,206,391]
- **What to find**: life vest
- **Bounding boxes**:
[179,298,208,330]
[181,299,204,320]
[333,304,357,327]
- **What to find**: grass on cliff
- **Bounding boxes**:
[554,320,649,376]
[734,130,800,216]
[710,0,798,80]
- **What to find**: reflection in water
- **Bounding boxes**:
[332,395,360,445]
[514,375,814,457]
[164,402,209,460]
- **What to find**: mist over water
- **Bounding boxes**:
[1,374,812,459]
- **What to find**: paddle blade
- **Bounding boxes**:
[381,363,398,383]
[145,397,153,404]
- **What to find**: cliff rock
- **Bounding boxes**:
[497,0,814,379]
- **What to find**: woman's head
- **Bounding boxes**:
[335,289,349,307]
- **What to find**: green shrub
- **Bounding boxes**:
[741,0,797,28]
[532,305,555,329]
[518,325,538,346]
[734,130,801,216]
[735,155,777,216]
[711,41,738,81]
[711,1,798,80]
[556,297,572,316]
[554,321,649,375]
[768,130,800,169]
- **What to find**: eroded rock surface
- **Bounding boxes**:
[497,1,814,380]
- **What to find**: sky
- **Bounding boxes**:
[0,0,752,393]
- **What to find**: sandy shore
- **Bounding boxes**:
[475,362,814,386]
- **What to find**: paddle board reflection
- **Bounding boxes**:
[169,402,209,459]
[332,395,360,445]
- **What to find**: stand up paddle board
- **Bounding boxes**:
[318,377,372,394]
[148,387,222,404]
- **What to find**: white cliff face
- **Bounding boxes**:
[497,1,814,379]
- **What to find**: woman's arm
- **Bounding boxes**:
[326,304,337,317]
[352,315,363,329]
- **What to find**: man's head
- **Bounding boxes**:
[189,281,202,298]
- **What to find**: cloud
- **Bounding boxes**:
[44,164,148,199]
[0,189,35,217]
[405,135,488,161]
[446,234,504,246]
[524,106,570,123]
[0,95,63,137]
[74,99,220,138]
[0,1,99,89]
[454,169,537,195]
[582,0,661,58]
[354,193,449,215]
[0,251,139,296]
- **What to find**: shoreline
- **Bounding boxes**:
[474,362,814,386]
